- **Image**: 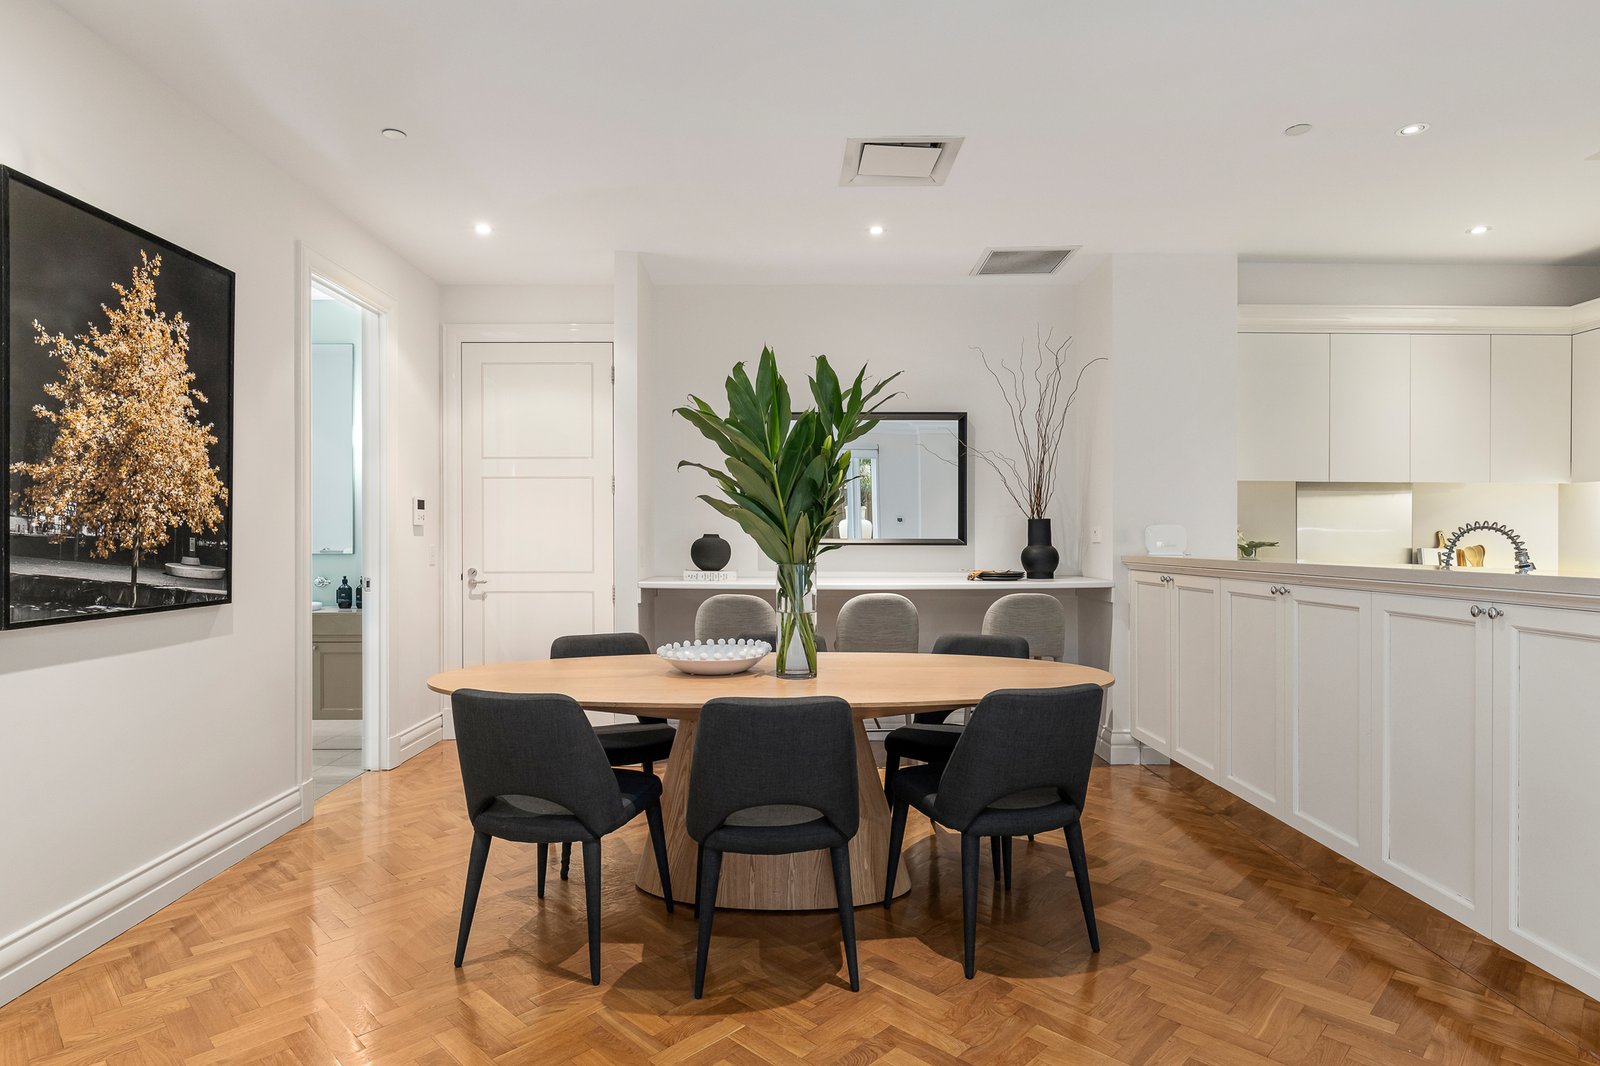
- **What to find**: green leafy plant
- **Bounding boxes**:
[674,347,900,674]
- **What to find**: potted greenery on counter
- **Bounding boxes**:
[674,348,899,678]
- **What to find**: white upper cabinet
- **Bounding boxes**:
[1238,334,1330,482]
[1329,334,1410,482]
[1569,330,1600,481]
[1410,335,1491,483]
[1490,335,1571,483]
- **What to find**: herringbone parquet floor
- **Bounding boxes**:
[2,743,1594,1065]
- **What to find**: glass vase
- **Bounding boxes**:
[775,562,819,679]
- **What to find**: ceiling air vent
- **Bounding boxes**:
[971,246,1080,277]
[840,136,964,186]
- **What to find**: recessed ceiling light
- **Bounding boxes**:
[868,224,885,236]
[380,127,407,140]
[1396,122,1430,137]
[1283,123,1313,137]
[473,221,493,236]
[1467,224,1492,236]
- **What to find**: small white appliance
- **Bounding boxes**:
[1144,524,1188,557]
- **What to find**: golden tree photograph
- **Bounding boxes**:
[3,169,234,628]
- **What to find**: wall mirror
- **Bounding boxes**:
[822,412,966,545]
[311,343,357,555]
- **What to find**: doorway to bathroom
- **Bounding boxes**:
[302,271,388,803]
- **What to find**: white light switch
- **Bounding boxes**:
[1091,527,1103,544]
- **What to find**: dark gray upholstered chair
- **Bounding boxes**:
[835,593,919,653]
[738,630,827,653]
[695,594,776,640]
[549,632,677,883]
[884,685,1105,978]
[983,593,1067,661]
[881,633,1030,802]
[450,690,673,985]
[687,696,861,998]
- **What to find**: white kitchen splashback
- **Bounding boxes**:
[1295,484,1412,564]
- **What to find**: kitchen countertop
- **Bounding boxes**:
[1122,555,1600,606]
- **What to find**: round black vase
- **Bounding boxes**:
[690,532,731,572]
[1021,518,1059,579]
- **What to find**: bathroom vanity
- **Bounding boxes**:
[311,610,362,722]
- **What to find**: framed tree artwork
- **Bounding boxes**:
[2,168,234,628]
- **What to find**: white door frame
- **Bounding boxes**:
[295,244,395,820]
[440,324,614,737]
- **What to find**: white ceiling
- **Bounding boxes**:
[54,0,1600,286]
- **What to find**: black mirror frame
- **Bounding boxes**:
[823,411,967,546]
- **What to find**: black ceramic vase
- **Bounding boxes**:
[1021,518,1059,579]
[690,532,731,572]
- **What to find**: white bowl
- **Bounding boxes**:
[657,638,770,676]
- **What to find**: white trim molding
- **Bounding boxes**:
[392,712,445,767]
[0,786,301,1005]
[1239,302,1598,336]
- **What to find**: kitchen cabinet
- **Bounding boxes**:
[1570,330,1600,481]
[1410,335,1492,483]
[1490,335,1571,483]
[1329,334,1409,482]
[1220,580,1283,812]
[1130,570,1220,779]
[1238,333,1330,482]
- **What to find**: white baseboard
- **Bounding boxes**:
[0,786,303,1007]
[1097,727,1144,765]
[390,712,444,768]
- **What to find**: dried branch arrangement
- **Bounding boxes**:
[968,328,1105,519]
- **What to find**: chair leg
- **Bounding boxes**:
[882,752,901,805]
[829,845,860,992]
[643,759,653,776]
[884,799,909,907]
[693,843,703,920]
[961,832,980,979]
[454,832,491,968]
[645,801,674,914]
[693,847,723,998]
[582,840,602,985]
[1064,821,1100,952]
[990,835,1002,881]
[536,842,548,899]
[1001,836,1013,891]
[560,841,571,881]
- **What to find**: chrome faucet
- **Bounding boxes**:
[1438,521,1535,575]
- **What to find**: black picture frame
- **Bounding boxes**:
[2,168,235,629]
[821,410,968,546]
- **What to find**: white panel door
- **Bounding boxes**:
[1329,334,1409,482]
[1491,604,1600,1000]
[1221,580,1284,812]
[1171,576,1221,781]
[461,342,614,718]
[1237,334,1330,482]
[1410,335,1491,483]
[1284,584,1370,861]
[1130,571,1174,752]
[1490,335,1571,483]
[1372,593,1493,932]
[1571,330,1600,482]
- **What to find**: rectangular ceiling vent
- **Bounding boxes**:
[971,246,1080,277]
[840,136,964,186]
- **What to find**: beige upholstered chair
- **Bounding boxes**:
[982,593,1066,660]
[835,593,920,653]
[694,594,776,641]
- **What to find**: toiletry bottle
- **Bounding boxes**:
[337,576,353,610]
[355,577,362,610]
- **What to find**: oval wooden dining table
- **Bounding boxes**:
[427,651,1114,911]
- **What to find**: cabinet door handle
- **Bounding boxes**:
[1470,604,1484,618]
[1486,606,1504,620]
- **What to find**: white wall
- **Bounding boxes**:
[1239,261,1600,308]
[644,284,1083,577]
[0,0,442,1005]
[440,284,612,324]
[1098,254,1240,760]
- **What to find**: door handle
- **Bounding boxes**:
[1486,605,1504,620]
[1470,604,1484,618]
[466,567,490,591]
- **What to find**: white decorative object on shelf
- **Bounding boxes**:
[679,569,739,582]
[1144,524,1188,557]
[656,637,770,676]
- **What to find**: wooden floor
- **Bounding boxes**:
[3,744,1596,1066]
